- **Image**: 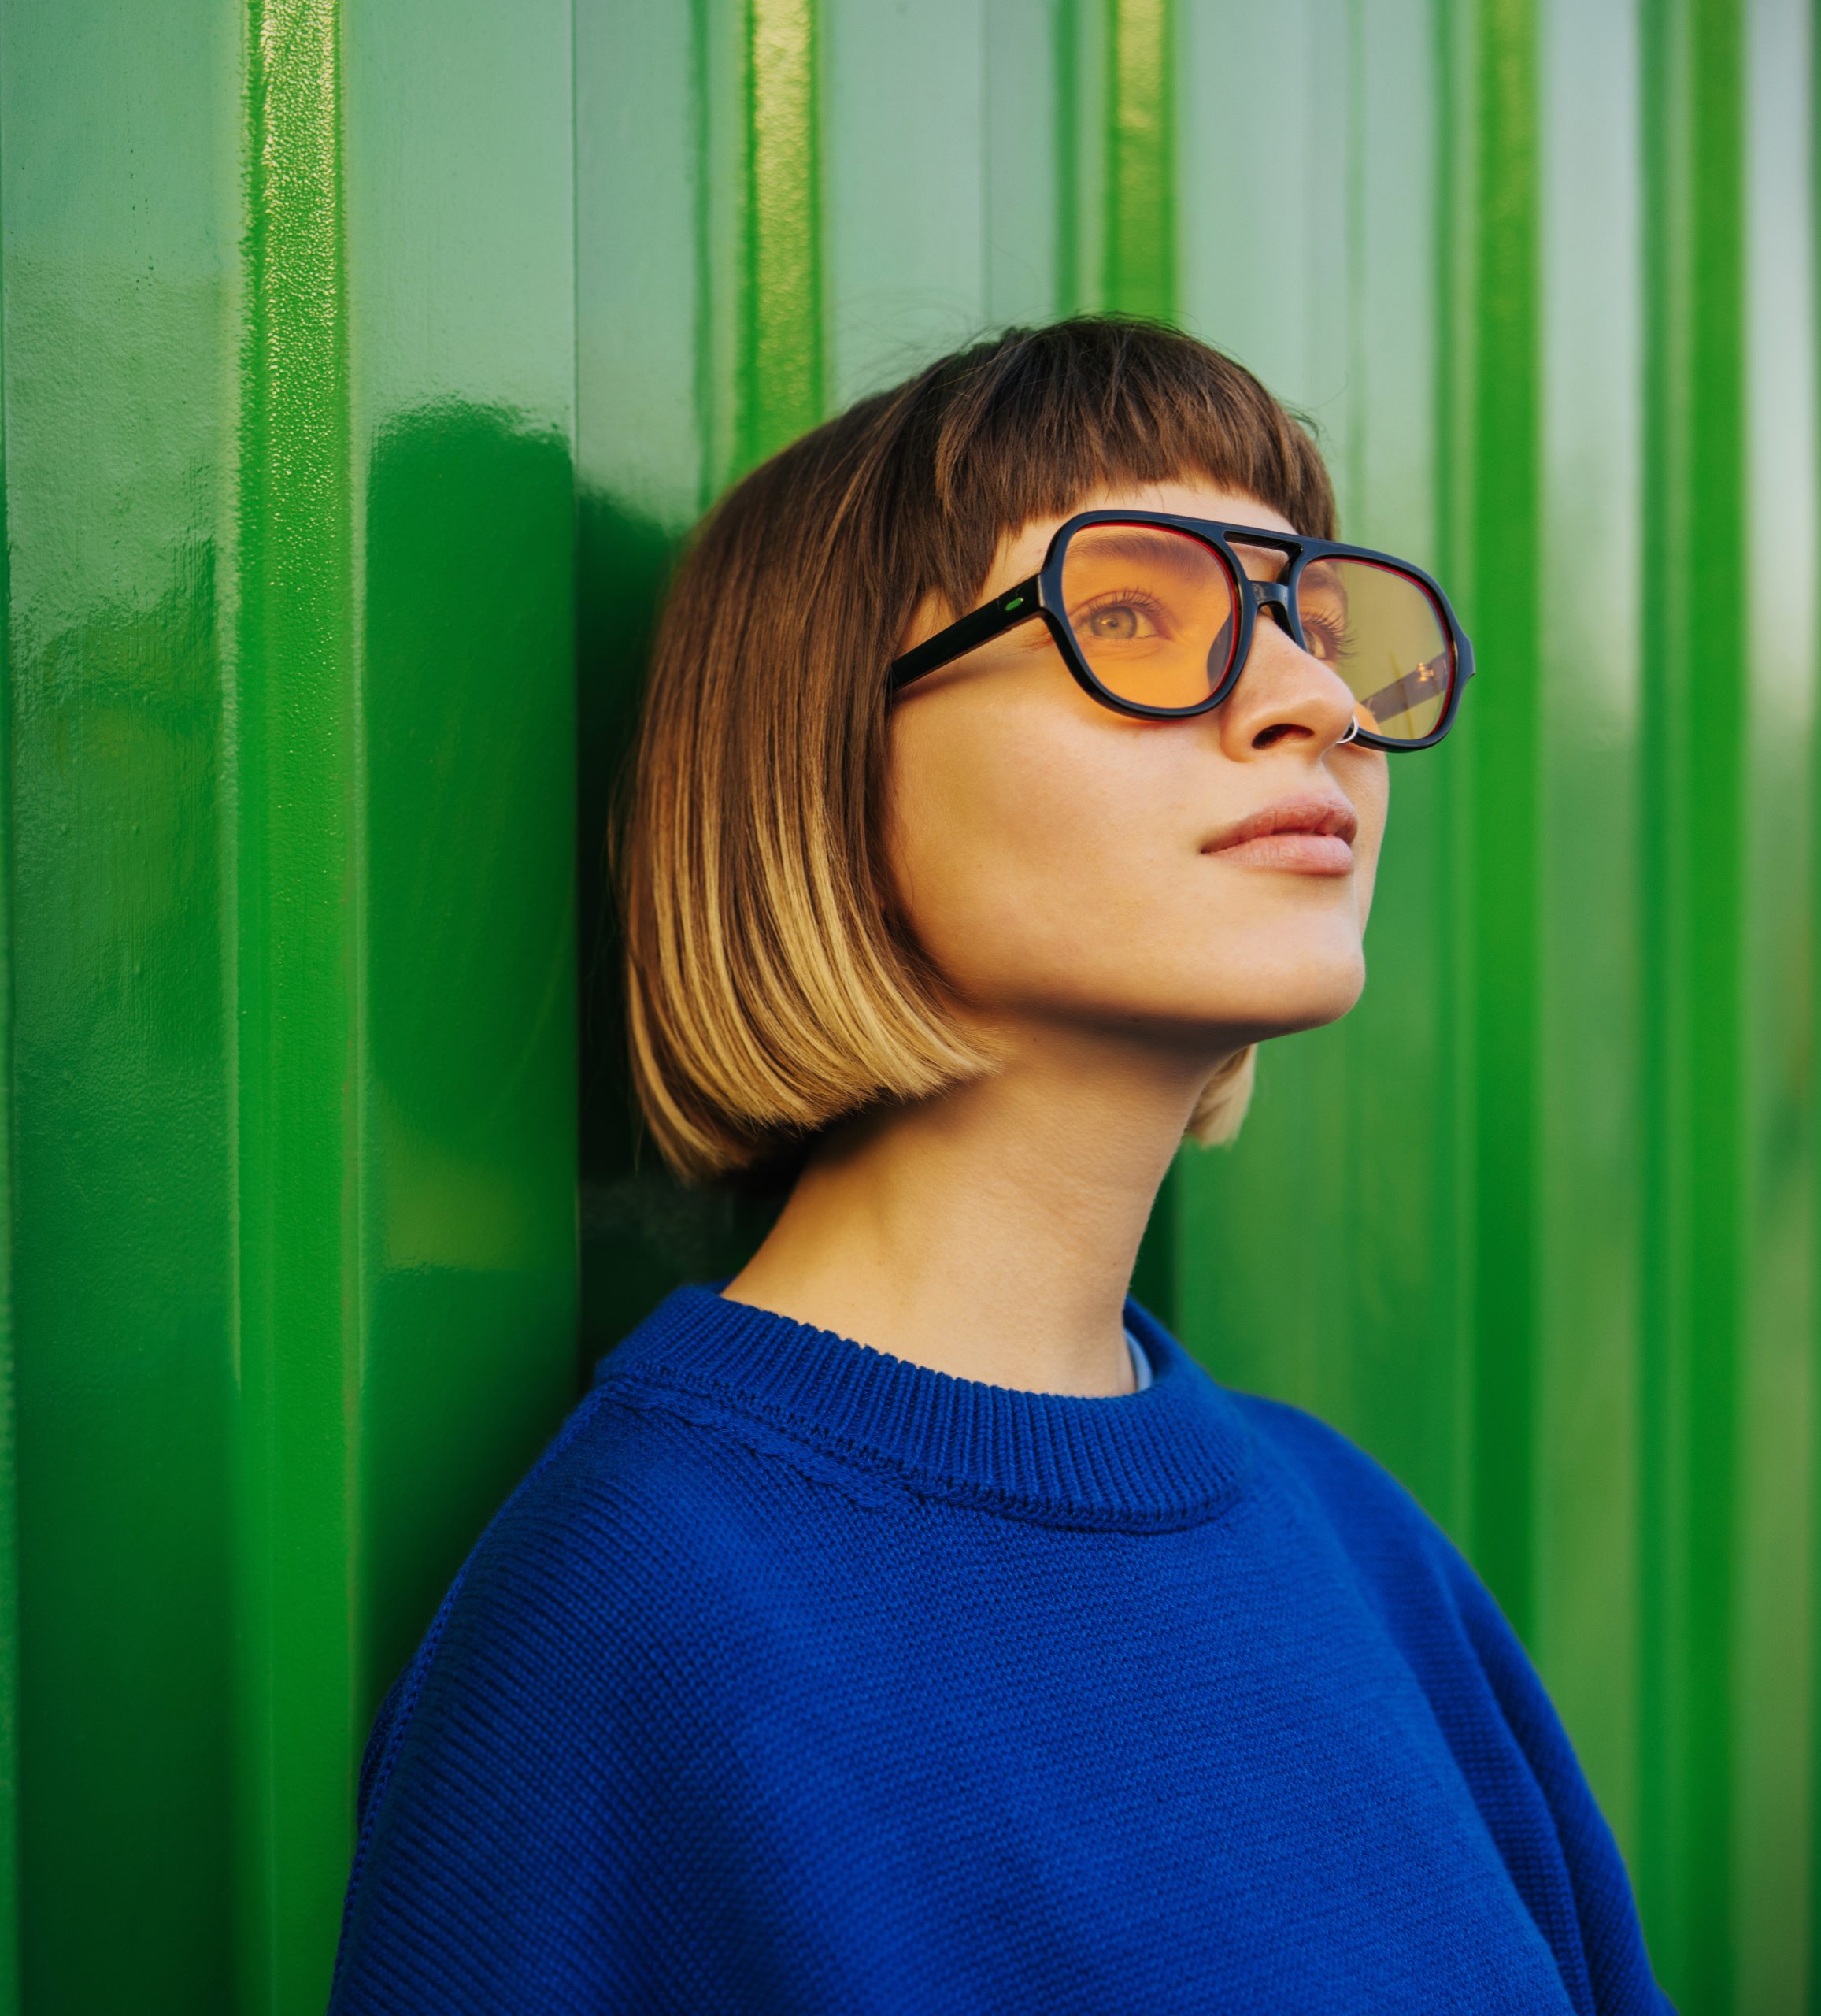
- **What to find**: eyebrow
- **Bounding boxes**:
[1063,529,1229,576]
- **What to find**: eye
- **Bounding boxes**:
[1076,591,1167,642]
[1298,613,1353,663]
[1294,586,1354,663]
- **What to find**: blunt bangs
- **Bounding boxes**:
[886,318,1336,633]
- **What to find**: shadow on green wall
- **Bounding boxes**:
[14,534,240,2011]
[575,487,778,1377]
[357,401,580,1718]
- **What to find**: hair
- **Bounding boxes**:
[620,316,1338,1184]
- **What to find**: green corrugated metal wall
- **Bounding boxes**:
[2,1,579,2008]
[0,0,1812,2010]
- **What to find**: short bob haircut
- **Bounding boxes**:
[622,316,1338,1185]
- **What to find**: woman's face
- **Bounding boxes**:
[885,478,1389,1057]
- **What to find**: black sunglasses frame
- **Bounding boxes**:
[886,509,1476,753]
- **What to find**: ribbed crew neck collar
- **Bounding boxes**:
[595,1284,1257,1532]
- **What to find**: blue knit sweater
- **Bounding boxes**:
[328,1287,1671,2014]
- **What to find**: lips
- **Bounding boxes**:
[1200,795,1359,875]
[1202,795,1359,853]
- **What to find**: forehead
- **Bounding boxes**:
[994,476,1299,574]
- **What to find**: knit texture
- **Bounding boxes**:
[329,1287,1672,2014]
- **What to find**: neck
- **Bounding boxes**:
[724,1025,1225,1396]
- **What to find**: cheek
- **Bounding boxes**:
[885,692,1168,992]
[884,691,1388,1030]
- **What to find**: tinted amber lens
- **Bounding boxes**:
[1295,556,1454,743]
[1060,523,1240,710]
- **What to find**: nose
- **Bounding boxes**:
[1216,587,1360,757]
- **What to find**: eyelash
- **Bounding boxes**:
[1299,613,1355,658]
[1075,587,1168,628]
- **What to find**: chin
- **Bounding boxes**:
[1181,952,1368,1044]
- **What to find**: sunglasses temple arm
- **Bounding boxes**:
[887,574,1046,691]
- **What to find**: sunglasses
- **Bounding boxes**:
[887,510,1475,751]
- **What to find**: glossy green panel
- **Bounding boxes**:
[740,0,822,470]
[0,69,19,2016]
[342,0,578,1768]
[1464,0,1544,1647]
[1104,0,1175,321]
[3,0,577,2009]
[235,3,361,2000]
[4,0,1816,2010]
[4,2,243,2006]
[1638,0,1750,2003]
[1534,0,1646,1892]
[1734,9,1818,2007]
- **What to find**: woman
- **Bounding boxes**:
[329,319,1670,2013]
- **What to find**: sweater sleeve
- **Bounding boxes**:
[1233,1392,1676,2016]
[1432,1555,1677,2016]
[326,1403,712,2015]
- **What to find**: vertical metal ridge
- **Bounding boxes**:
[737,0,823,472]
[1811,10,1821,2000]
[1639,0,1747,2005]
[0,87,18,2012]
[1636,0,1678,1970]
[1342,0,1369,510]
[690,0,716,514]
[1054,0,1083,318]
[1435,0,1481,1552]
[1101,0,1179,1329]
[1467,0,1544,1645]
[235,0,359,2007]
[1679,0,1746,2001]
[1104,0,1175,324]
